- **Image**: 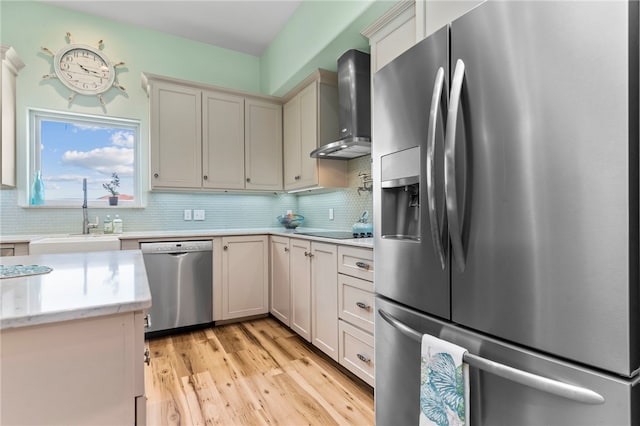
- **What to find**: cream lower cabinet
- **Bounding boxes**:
[337,245,375,387]
[269,237,337,357]
[0,311,147,425]
[269,237,312,341]
[221,235,269,320]
[310,241,339,361]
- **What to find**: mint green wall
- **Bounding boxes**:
[261,0,396,96]
[0,0,381,236]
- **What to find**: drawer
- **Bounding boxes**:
[338,274,374,333]
[337,245,373,281]
[338,320,374,387]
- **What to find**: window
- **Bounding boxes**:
[29,109,141,207]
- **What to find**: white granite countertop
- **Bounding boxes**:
[0,250,151,330]
[1,228,374,249]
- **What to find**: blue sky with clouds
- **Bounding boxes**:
[40,120,134,201]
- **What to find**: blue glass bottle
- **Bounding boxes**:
[31,171,45,205]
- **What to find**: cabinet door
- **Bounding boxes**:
[283,95,302,188]
[202,90,245,189]
[297,81,319,189]
[311,241,339,360]
[150,82,202,189]
[270,236,290,325]
[245,99,283,191]
[221,235,269,320]
[290,238,311,341]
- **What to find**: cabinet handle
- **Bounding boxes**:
[294,175,300,180]
[308,252,314,258]
[304,251,309,257]
[357,353,371,364]
[223,245,228,251]
[246,177,251,183]
[144,314,151,329]
[153,173,159,178]
[284,247,289,252]
[203,175,208,180]
[355,261,370,270]
[356,302,371,311]
[144,348,151,365]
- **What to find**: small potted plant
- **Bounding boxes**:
[103,172,120,206]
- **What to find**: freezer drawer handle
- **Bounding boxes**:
[377,309,605,405]
[357,353,371,364]
[356,302,371,311]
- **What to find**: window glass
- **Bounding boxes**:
[29,109,140,207]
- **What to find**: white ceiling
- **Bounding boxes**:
[41,0,304,56]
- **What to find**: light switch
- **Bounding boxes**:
[183,209,192,221]
[194,209,205,221]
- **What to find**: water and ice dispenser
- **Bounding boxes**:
[380,147,421,241]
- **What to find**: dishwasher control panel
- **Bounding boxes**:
[140,240,213,254]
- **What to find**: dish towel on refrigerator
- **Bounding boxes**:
[419,334,470,426]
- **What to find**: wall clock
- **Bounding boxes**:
[42,32,126,105]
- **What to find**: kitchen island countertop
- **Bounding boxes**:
[0,250,151,330]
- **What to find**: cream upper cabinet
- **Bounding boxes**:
[150,80,203,189]
[1,46,24,189]
[362,0,417,73]
[221,235,269,320]
[145,73,283,192]
[202,90,245,190]
[417,0,483,40]
[245,99,283,191]
[283,71,347,191]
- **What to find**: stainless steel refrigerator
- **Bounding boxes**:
[373,1,640,424]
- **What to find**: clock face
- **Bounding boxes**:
[54,45,115,95]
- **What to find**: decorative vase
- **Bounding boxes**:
[109,196,118,206]
[31,171,45,205]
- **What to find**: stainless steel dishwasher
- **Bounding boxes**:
[140,240,213,335]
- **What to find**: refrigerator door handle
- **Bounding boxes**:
[377,309,606,405]
[444,59,466,271]
[426,66,447,270]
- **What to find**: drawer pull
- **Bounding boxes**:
[144,314,151,329]
[144,348,151,365]
[355,261,370,270]
[357,353,371,364]
[356,302,371,311]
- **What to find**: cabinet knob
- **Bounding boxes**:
[355,301,371,311]
[356,353,371,364]
[144,348,151,365]
[223,245,228,251]
[246,177,251,183]
[153,173,159,178]
[203,175,208,180]
[355,261,370,270]
[294,175,300,180]
[284,247,289,252]
[307,252,314,258]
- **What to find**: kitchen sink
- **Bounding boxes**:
[29,234,121,254]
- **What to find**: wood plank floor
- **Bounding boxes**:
[144,317,374,425]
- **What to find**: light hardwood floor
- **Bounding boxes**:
[144,317,374,425]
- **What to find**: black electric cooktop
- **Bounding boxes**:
[294,231,359,239]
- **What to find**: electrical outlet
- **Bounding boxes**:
[329,208,334,220]
[193,209,205,221]
[183,209,192,221]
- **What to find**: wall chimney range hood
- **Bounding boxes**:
[310,49,371,160]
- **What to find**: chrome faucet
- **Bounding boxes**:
[82,178,89,234]
[82,178,99,234]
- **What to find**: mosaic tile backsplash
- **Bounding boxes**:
[0,156,373,236]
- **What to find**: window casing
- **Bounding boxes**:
[28,109,141,208]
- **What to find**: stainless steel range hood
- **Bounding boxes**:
[310,49,371,160]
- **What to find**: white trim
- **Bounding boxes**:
[361,0,415,40]
[26,108,143,208]
[1,45,25,76]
